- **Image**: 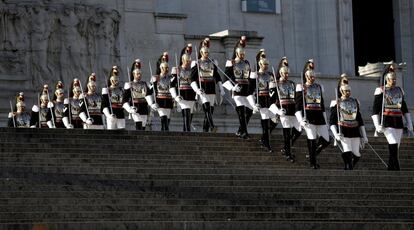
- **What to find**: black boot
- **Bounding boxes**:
[341,152,349,170]
[160,116,166,131]
[353,155,360,168]
[269,119,278,134]
[182,109,191,132]
[291,128,302,146]
[203,102,216,133]
[261,119,273,152]
[388,144,400,171]
[342,151,353,170]
[246,107,253,126]
[135,121,143,130]
[236,106,249,139]
[308,139,319,169]
[283,128,294,162]
[315,136,330,155]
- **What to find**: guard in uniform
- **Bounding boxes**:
[372,68,413,170]
[223,36,255,139]
[51,81,68,128]
[123,61,154,130]
[172,53,196,131]
[295,60,330,169]
[8,92,32,128]
[153,62,176,131]
[31,85,54,128]
[269,57,299,161]
[102,66,126,129]
[67,79,83,128]
[251,52,276,152]
[330,83,368,170]
[191,38,224,132]
[80,73,104,129]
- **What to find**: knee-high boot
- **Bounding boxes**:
[315,136,330,155]
[291,127,302,146]
[283,128,294,162]
[308,139,319,169]
[236,106,249,139]
[353,155,360,168]
[260,119,272,152]
[203,102,216,132]
[342,151,353,170]
[135,121,143,130]
[245,107,253,126]
[388,144,400,171]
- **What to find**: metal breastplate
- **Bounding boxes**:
[70,98,82,118]
[179,68,192,89]
[131,81,148,100]
[339,97,358,127]
[384,86,403,116]
[15,112,31,127]
[110,86,124,105]
[258,72,271,95]
[233,60,250,82]
[278,80,295,104]
[157,75,172,97]
[86,93,101,114]
[304,83,322,110]
[54,102,65,119]
[39,107,48,123]
[199,59,214,80]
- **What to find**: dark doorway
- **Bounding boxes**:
[352,0,395,75]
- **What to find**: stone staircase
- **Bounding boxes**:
[0,128,413,230]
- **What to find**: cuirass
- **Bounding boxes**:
[86,93,101,113]
[278,80,295,100]
[131,81,147,99]
[339,97,358,124]
[305,83,322,107]
[233,60,250,80]
[39,107,48,122]
[54,102,65,118]
[384,87,403,110]
[109,86,124,104]
[199,59,214,78]
[157,75,172,96]
[179,68,192,87]
[70,98,82,117]
[15,112,31,127]
[258,72,272,93]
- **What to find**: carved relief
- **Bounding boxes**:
[0,0,121,89]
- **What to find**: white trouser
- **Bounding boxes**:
[200,94,216,105]
[384,127,403,145]
[158,108,171,118]
[106,118,125,130]
[233,95,253,109]
[178,100,195,110]
[83,124,104,130]
[279,115,301,129]
[341,137,361,157]
[131,114,148,126]
[259,108,276,120]
[303,124,329,140]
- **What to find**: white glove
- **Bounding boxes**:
[359,126,368,143]
[30,125,36,128]
[47,120,55,129]
[195,88,205,96]
[333,132,342,142]
[47,102,54,108]
[86,118,93,125]
[150,103,159,111]
[175,96,183,103]
[63,117,74,129]
[8,112,13,118]
[122,103,137,114]
[276,108,286,116]
[232,84,241,93]
[129,106,138,114]
[253,104,260,114]
[218,82,225,96]
[295,111,308,128]
[404,113,413,132]
[371,114,384,133]
[103,107,116,120]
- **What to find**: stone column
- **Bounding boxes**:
[338,0,355,76]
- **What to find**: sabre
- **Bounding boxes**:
[38,93,41,128]
[127,66,135,108]
[79,81,91,121]
[380,66,387,127]
[67,87,72,125]
[9,100,15,128]
[271,67,283,109]
[105,80,113,115]
[335,90,342,135]
[194,46,203,89]
[174,52,181,97]
[366,142,388,168]
[207,56,237,85]
[301,71,307,121]
[148,60,157,110]
[46,88,56,128]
